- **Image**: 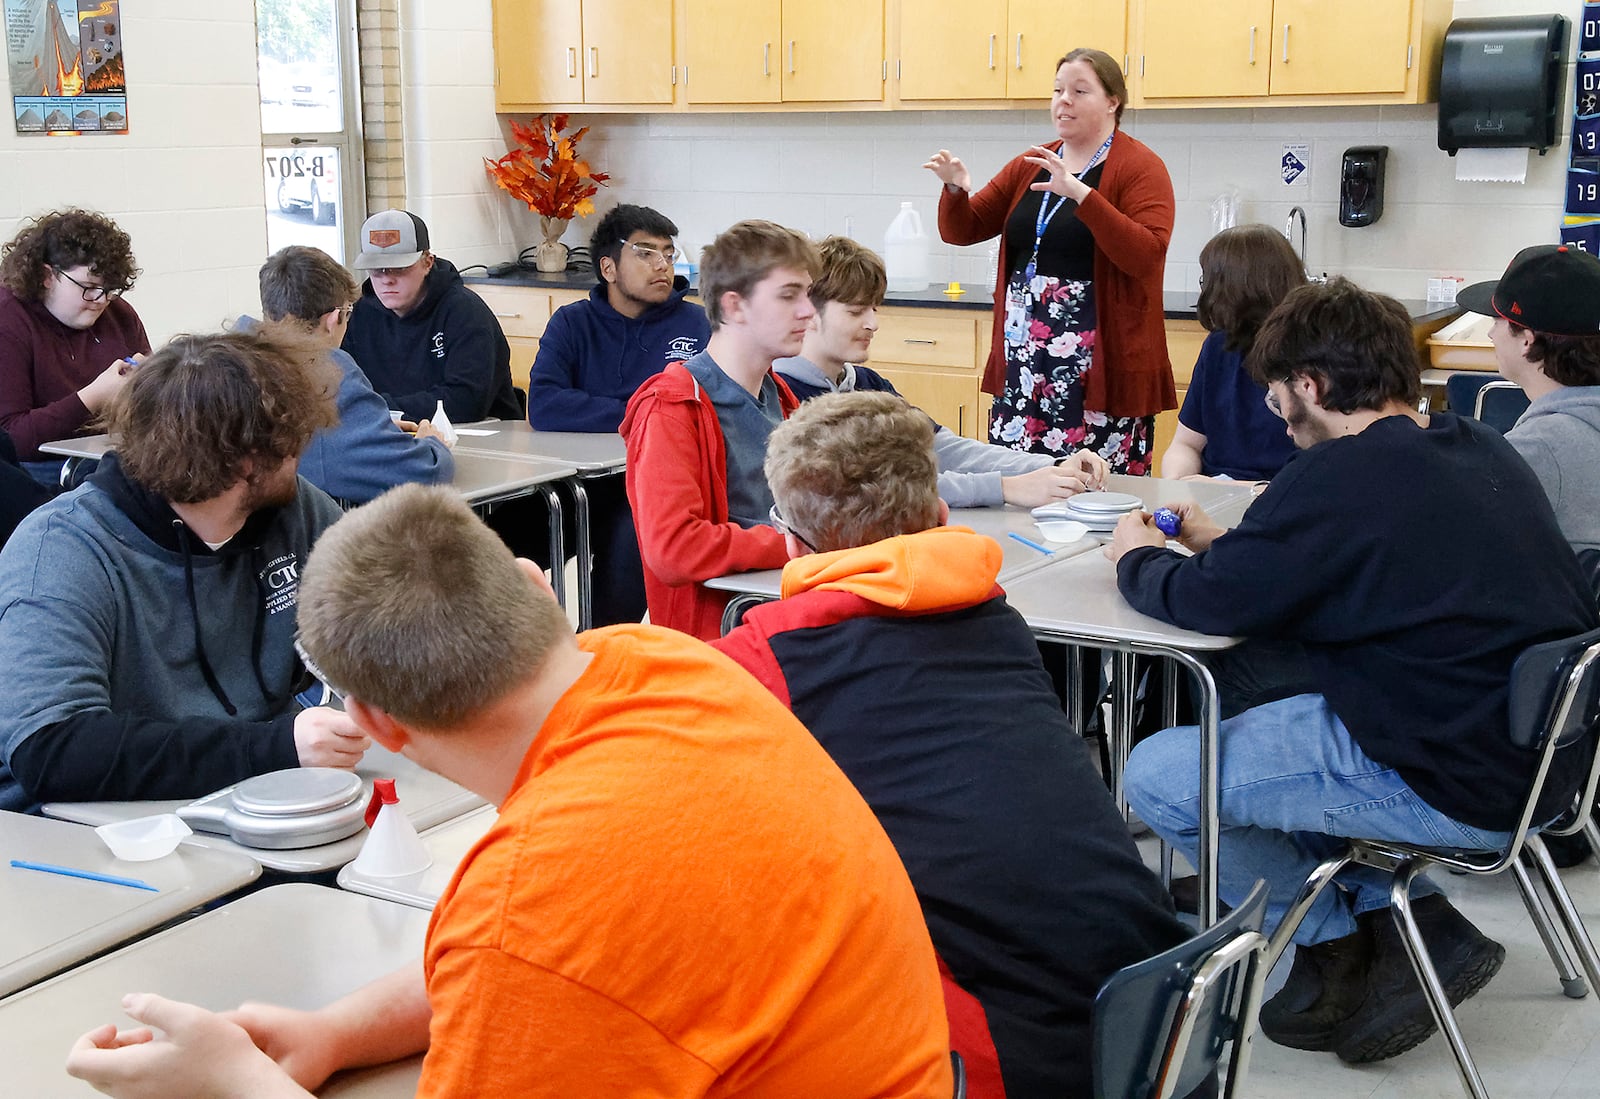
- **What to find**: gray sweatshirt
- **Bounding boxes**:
[774,356,1052,507]
[1505,385,1600,553]
[0,454,344,811]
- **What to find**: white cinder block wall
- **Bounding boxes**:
[0,0,269,344]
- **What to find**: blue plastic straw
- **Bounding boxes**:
[10,859,158,892]
[1008,531,1054,555]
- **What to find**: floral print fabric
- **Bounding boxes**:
[989,272,1153,474]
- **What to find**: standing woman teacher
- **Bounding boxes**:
[926,48,1175,473]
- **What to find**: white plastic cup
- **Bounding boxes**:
[95,814,192,861]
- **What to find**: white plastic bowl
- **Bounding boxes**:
[95,813,192,862]
[1035,519,1090,544]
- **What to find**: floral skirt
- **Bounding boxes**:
[988,272,1154,475]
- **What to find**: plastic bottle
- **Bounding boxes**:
[884,202,932,293]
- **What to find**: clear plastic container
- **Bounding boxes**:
[96,814,192,861]
[884,202,932,292]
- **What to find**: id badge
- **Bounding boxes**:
[1003,282,1031,346]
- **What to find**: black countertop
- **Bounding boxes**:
[463,271,1459,324]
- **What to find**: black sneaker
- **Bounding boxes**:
[1333,896,1505,1064]
[1258,924,1373,1051]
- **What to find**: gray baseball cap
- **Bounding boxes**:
[352,209,431,270]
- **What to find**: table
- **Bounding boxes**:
[458,421,628,630]
[0,883,428,1097]
[1002,548,1239,927]
[338,804,496,909]
[38,433,582,621]
[0,811,261,999]
[45,745,484,875]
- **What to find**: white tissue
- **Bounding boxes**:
[1455,147,1527,184]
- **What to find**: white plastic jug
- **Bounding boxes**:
[884,202,932,293]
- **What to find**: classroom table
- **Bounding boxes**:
[0,883,428,1097]
[37,433,582,620]
[457,420,628,631]
[0,811,261,999]
[1001,548,1239,927]
[44,745,484,875]
[338,804,496,910]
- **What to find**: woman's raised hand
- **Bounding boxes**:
[922,149,972,193]
[1024,145,1090,202]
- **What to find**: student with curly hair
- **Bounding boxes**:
[0,209,151,485]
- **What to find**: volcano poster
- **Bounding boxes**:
[6,0,127,134]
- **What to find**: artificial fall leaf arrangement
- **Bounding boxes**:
[484,114,610,231]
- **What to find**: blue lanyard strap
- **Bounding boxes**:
[1027,133,1114,282]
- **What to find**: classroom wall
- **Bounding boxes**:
[0,0,269,344]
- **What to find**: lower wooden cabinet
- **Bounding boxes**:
[869,307,988,440]
[1153,317,1205,476]
[466,284,588,394]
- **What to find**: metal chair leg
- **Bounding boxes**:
[1265,849,1352,970]
[1389,861,1490,1099]
[1524,834,1600,998]
[1584,816,1600,867]
[1511,853,1587,998]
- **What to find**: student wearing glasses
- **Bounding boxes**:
[0,208,150,488]
[519,204,710,625]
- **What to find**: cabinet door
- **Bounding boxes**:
[494,0,583,105]
[1139,0,1271,99]
[877,367,986,439]
[685,0,781,103]
[898,0,1007,100]
[782,0,883,102]
[582,0,674,104]
[1007,0,1127,100]
[1269,0,1412,96]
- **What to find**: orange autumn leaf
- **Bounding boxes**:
[485,113,607,220]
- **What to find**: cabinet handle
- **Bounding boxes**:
[788,40,795,74]
[492,312,522,320]
[566,47,577,79]
[1248,26,1256,64]
[763,42,770,76]
[589,46,598,78]
[896,58,902,80]
[1407,44,1414,70]
[882,59,888,81]
[958,406,965,436]
[1282,24,1289,63]
[1015,33,1023,70]
[988,34,996,70]
[671,65,677,85]
[903,338,938,345]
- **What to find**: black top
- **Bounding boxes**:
[1117,412,1599,830]
[1004,160,1105,283]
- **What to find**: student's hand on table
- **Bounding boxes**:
[1024,145,1092,203]
[413,419,453,447]
[1062,449,1108,490]
[1104,510,1167,563]
[922,149,972,193]
[293,707,370,769]
[1165,500,1226,554]
[1002,464,1096,507]
[224,1001,343,1092]
[66,993,308,1099]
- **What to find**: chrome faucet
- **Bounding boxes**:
[1285,206,1308,271]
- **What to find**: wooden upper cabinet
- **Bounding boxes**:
[685,0,781,103]
[781,0,884,102]
[898,0,1007,100]
[582,0,674,103]
[1007,0,1127,100]
[1138,0,1272,99]
[1268,0,1412,96]
[494,0,584,106]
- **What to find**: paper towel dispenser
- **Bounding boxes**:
[1438,15,1567,156]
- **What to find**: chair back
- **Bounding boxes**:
[1092,880,1269,1099]
[1443,373,1529,433]
[1577,548,1600,609]
[1509,627,1600,840]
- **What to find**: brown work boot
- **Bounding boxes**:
[1334,895,1504,1064]
[1258,923,1373,1051]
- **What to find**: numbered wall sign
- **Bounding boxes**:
[1567,5,1600,234]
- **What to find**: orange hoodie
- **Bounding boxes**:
[779,525,1003,611]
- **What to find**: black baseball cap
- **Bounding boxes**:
[1457,244,1600,335]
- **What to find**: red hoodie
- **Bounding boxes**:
[619,361,796,640]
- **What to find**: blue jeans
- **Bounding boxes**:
[1126,694,1511,946]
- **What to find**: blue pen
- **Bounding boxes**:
[1008,531,1054,555]
[10,859,158,892]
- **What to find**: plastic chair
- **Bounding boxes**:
[1265,626,1600,1099]
[1092,879,1270,1099]
[1443,373,1530,434]
[950,1051,967,1099]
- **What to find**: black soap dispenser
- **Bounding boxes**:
[1339,146,1388,228]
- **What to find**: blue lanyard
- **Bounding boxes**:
[1026,133,1114,282]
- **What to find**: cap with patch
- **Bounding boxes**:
[352,209,431,271]
[1457,244,1600,335]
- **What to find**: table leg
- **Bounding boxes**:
[1110,650,1137,816]
[1166,649,1221,927]
[538,486,566,611]
[571,478,592,631]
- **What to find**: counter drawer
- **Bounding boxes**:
[468,285,552,339]
[873,310,980,370]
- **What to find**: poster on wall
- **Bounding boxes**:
[5,0,126,135]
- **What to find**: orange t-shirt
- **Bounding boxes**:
[419,624,952,1098]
